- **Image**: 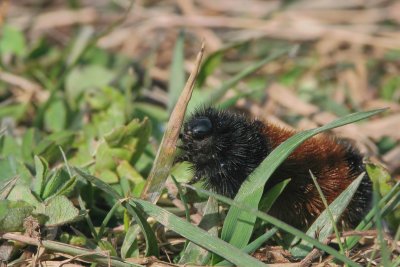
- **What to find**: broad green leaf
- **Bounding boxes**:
[0,104,28,121]
[0,176,18,200]
[133,103,169,124]
[36,195,82,226]
[88,86,124,111]
[7,184,41,206]
[168,31,185,113]
[21,128,38,163]
[42,168,71,199]
[116,160,145,185]
[104,119,142,147]
[381,76,400,101]
[95,118,151,180]
[0,157,31,185]
[34,131,75,163]
[290,173,364,258]
[2,136,22,159]
[44,99,67,132]
[65,65,115,106]
[96,145,131,171]
[54,176,78,198]
[367,163,393,196]
[0,25,26,56]
[221,108,385,251]
[131,118,151,164]
[0,158,17,183]
[0,200,34,231]
[170,161,193,183]
[367,163,399,230]
[32,155,48,198]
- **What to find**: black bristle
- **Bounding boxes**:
[178,107,269,197]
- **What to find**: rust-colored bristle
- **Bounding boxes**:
[262,123,371,228]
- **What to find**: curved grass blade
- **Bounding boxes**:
[183,185,360,267]
[74,168,159,257]
[121,223,140,259]
[345,181,400,249]
[290,172,364,258]
[168,31,185,113]
[221,108,386,250]
[259,178,290,212]
[373,183,391,266]
[0,175,18,200]
[209,47,290,103]
[216,228,278,266]
[178,197,219,265]
[197,41,247,88]
[130,198,267,267]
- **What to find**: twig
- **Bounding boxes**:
[327,230,378,241]
[300,230,380,266]
[0,233,139,267]
[0,71,49,102]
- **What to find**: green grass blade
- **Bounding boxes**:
[121,223,140,259]
[391,255,400,267]
[209,47,290,103]
[74,167,121,199]
[97,200,121,239]
[124,204,159,256]
[179,197,219,265]
[345,182,400,249]
[197,41,247,88]
[77,195,99,240]
[373,183,391,266]
[170,175,191,253]
[168,31,185,113]
[184,185,360,266]
[310,171,346,253]
[129,198,267,267]
[259,178,290,212]
[74,167,159,257]
[290,173,364,258]
[171,175,190,224]
[216,228,278,266]
[0,176,18,200]
[221,108,386,250]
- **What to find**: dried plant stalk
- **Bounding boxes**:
[141,43,205,203]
